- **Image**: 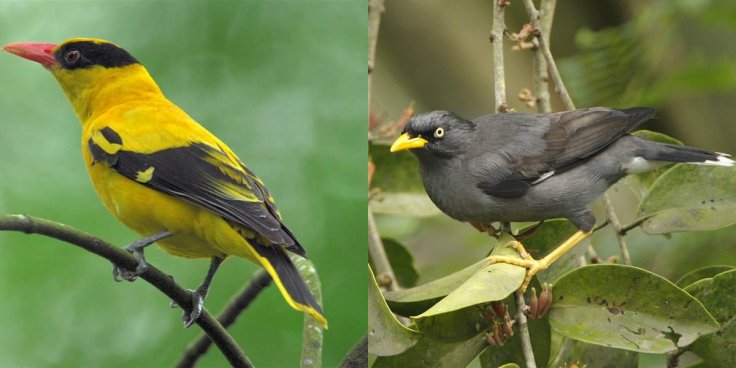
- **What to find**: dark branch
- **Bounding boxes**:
[339,334,368,368]
[0,214,253,368]
[177,270,272,368]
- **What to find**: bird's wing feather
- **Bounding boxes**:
[474,107,654,198]
[87,126,304,253]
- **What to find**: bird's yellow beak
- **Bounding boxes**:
[390,133,428,152]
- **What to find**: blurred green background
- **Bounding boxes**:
[373,0,736,366]
[0,1,365,367]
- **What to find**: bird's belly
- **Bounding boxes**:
[86,163,258,260]
[422,166,604,224]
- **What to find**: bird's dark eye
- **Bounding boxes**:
[434,127,445,138]
[64,50,81,65]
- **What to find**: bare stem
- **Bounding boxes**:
[522,0,574,110]
[0,214,252,367]
[621,217,646,235]
[368,207,397,291]
[527,0,556,113]
[368,0,386,107]
[177,271,272,368]
[603,194,632,265]
[515,290,537,368]
[293,255,325,368]
[491,0,508,112]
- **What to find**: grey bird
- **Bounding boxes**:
[390,107,733,290]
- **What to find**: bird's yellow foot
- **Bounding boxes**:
[486,230,592,293]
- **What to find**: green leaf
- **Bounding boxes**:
[384,258,487,317]
[368,265,419,357]
[687,269,736,366]
[370,142,424,193]
[548,333,638,368]
[675,265,736,288]
[415,233,525,318]
[550,264,719,353]
[371,332,488,368]
[497,364,520,368]
[382,238,420,288]
[518,219,578,255]
[415,305,489,342]
[637,164,736,234]
[371,193,440,217]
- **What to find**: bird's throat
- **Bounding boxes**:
[51,64,163,125]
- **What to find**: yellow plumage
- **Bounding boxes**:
[3,38,326,328]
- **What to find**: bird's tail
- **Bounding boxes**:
[646,142,734,167]
[252,244,328,328]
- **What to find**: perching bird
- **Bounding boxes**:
[391,107,733,291]
[3,38,326,328]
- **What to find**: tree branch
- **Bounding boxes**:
[515,290,537,368]
[522,0,574,110]
[368,207,398,291]
[0,214,252,368]
[491,0,509,112]
[339,334,368,368]
[176,270,272,368]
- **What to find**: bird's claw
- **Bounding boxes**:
[111,245,149,282]
[181,289,205,328]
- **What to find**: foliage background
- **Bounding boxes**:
[0,1,366,367]
[373,0,736,366]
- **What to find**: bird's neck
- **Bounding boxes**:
[52,64,165,125]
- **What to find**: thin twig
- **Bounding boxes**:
[603,194,632,265]
[177,271,272,368]
[368,0,386,106]
[0,214,252,368]
[522,0,574,110]
[528,0,556,113]
[293,255,325,368]
[368,207,397,291]
[491,0,508,112]
[515,290,537,368]
[667,347,687,368]
[621,217,646,235]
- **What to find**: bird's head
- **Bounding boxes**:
[3,38,158,121]
[390,111,475,159]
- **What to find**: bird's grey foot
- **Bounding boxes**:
[182,289,205,328]
[179,257,223,328]
[111,230,173,282]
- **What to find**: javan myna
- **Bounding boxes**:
[390,107,733,291]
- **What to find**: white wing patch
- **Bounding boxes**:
[532,170,556,184]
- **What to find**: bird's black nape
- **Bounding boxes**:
[54,41,139,70]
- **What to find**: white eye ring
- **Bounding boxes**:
[434,127,444,138]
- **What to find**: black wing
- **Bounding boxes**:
[88,127,304,254]
[475,107,655,198]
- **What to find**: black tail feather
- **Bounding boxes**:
[254,244,324,317]
[650,142,733,166]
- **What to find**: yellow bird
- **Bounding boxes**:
[3,38,327,328]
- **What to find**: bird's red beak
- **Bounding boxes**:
[2,42,58,68]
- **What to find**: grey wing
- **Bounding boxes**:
[473,107,655,198]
